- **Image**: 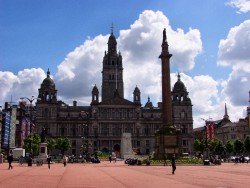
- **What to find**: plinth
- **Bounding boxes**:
[38,142,48,162]
[154,126,182,159]
[121,133,133,159]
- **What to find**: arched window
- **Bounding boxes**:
[181,111,186,119]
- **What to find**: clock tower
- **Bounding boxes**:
[101,26,124,101]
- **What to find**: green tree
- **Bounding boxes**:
[225,141,234,156]
[234,139,244,154]
[56,137,71,155]
[47,138,57,155]
[208,139,219,155]
[193,139,206,154]
[215,140,225,155]
[194,139,201,152]
[23,134,41,155]
[244,135,250,154]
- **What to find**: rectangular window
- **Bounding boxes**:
[72,140,76,147]
[94,128,98,137]
[182,140,187,146]
[137,141,140,147]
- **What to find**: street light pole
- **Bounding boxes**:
[81,111,89,160]
[20,96,40,135]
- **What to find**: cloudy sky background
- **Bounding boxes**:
[0,0,250,128]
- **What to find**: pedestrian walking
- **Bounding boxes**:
[63,155,68,167]
[171,154,176,174]
[47,155,52,169]
[7,153,13,170]
[109,155,112,163]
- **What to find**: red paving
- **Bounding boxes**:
[0,161,250,188]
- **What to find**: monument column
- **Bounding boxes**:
[160,28,172,127]
[154,29,182,160]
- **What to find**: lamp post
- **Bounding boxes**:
[81,111,89,160]
[20,96,40,135]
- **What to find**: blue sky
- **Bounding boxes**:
[0,0,250,128]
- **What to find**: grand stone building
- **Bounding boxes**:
[193,104,250,146]
[34,29,193,157]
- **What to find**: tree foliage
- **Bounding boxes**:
[23,134,41,155]
[225,141,234,154]
[193,139,206,154]
[234,139,244,154]
[215,140,225,154]
[47,138,57,154]
[55,137,71,155]
[244,135,250,153]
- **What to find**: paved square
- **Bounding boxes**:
[0,161,250,188]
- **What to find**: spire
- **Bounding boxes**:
[223,103,229,120]
[177,72,180,81]
[47,68,50,78]
[111,22,114,35]
[108,23,117,54]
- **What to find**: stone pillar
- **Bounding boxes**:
[154,29,182,159]
[120,133,132,159]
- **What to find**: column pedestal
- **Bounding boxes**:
[38,143,48,163]
[154,126,182,159]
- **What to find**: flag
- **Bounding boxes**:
[206,122,210,140]
[210,123,215,141]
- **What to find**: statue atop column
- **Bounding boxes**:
[163,28,166,43]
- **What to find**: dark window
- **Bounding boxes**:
[72,140,76,147]
[137,141,140,147]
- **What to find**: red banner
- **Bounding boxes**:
[206,122,210,140]
[210,123,214,141]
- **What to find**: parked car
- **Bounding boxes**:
[230,156,236,161]
[244,156,249,162]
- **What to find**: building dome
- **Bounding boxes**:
[41,69,55,88]
[144,97,154,108]
[173,73,186,92]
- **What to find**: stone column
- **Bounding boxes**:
[154,29,182,160]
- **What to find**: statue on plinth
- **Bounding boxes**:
[41,127,46,143]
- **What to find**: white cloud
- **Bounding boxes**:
[0,68,46,106]
[119,10,202,72]
[218,20,250,71]
[226,0,250,13]
[222,69,250,106]
[217,20,250,119]
[55,35,108,104]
